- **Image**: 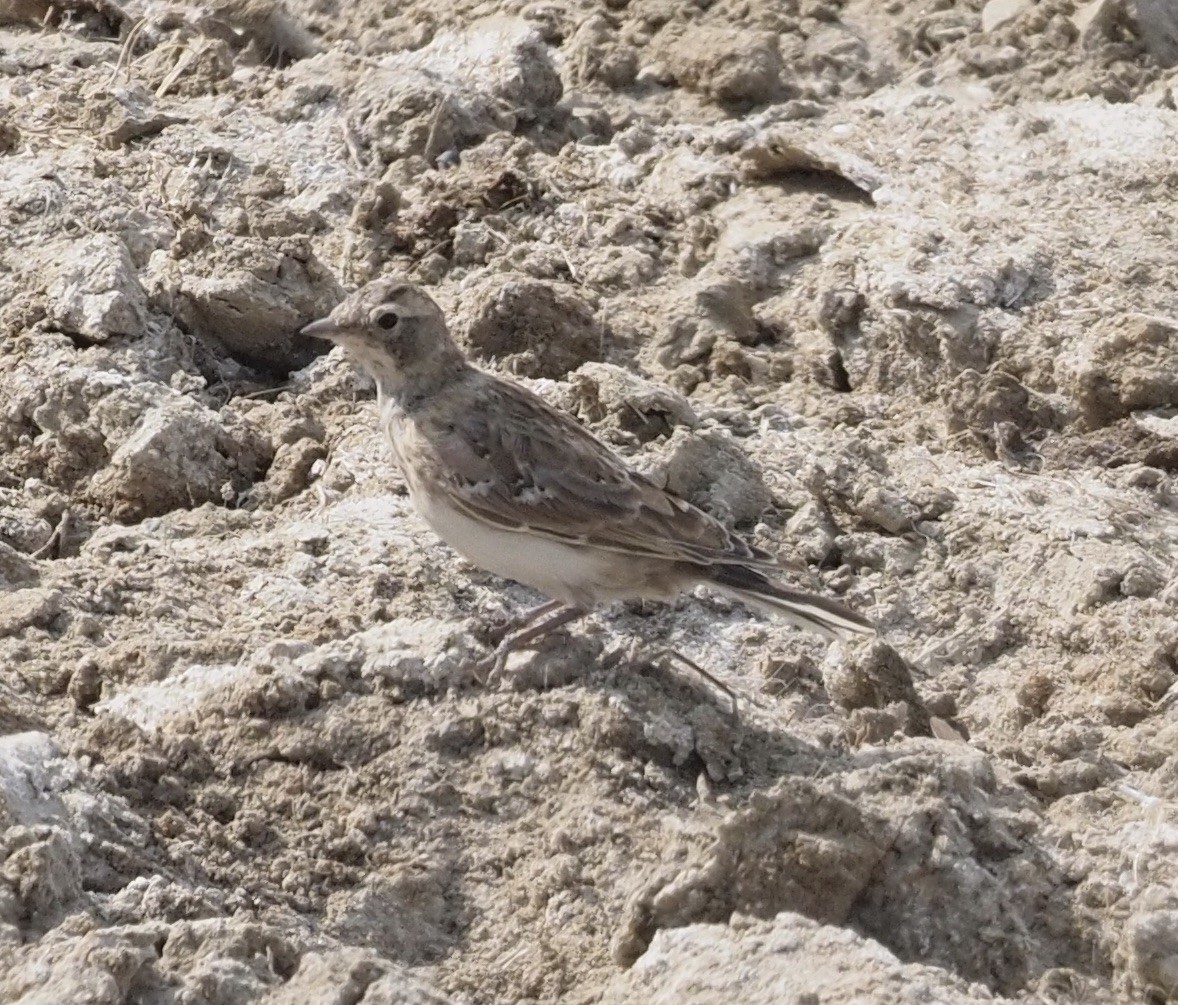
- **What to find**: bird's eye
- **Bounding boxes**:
[375,310,399,330]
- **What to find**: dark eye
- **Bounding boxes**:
[375,310,399,330]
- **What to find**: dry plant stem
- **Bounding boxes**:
[654,647,740,720]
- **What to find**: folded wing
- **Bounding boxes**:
[424,374,779,571]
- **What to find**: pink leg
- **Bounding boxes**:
[477,604,588,682]
[486,598,566,645]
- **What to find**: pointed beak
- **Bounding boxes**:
[301,317,345,341]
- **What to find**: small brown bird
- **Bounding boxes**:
[302,279,874,674]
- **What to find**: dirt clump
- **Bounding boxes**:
[461,275,601,379]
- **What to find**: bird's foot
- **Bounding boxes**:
[469,604,588,688]
[479,598,566,648]
[470,645,510,686]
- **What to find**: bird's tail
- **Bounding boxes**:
[707,564,875,642]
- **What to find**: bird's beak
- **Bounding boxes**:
[301,317,345,341]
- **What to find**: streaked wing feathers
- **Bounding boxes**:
[426,374,777,570]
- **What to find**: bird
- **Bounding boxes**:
[301,278,875,677]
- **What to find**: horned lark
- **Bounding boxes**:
[302,279,874,674]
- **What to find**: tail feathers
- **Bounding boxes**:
[708,564,875,642]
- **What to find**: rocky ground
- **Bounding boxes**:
[0,0,1177,1002]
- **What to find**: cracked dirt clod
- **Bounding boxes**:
[657,25,790,109]
[645,426,772,526]
[461,275,602,379]
[0,588,62,636]
[349,15,562,163]
[1065,313,1178,427]
[556,362,698,444]
[605,913,997,1005]
[822,640,931,736]
[88,395,272,520]
[42,235,147,343]
[148,240,344,374]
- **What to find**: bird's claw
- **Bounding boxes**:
[470,645,510,686]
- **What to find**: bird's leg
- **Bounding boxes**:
[653,648,740,721]
[484,597,565,646]
[476,604,588,684]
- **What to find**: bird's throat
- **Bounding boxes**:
[373,359,470,414]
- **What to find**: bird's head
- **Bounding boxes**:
[301,279,466,398]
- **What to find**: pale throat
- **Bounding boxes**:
[354,350,468,414]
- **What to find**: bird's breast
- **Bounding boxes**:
[407,478,674,608]
[379,405,682,608]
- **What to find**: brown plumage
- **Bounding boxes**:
[302,279,874,670]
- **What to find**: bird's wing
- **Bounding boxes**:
[421,372,778,570]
